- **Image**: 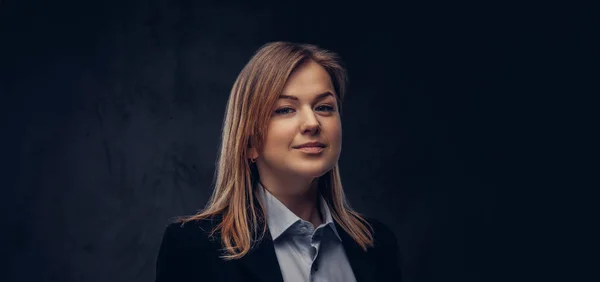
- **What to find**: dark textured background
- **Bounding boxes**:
[2,0,586,281]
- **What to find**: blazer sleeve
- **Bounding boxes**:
[155,223,188,282]
[372,219,403,281]
[385,225,403,281]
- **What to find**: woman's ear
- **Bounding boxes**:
[248,139,259,160]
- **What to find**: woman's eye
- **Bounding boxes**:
[274,105,334,115]
[274,107,294,115]
[316,105,335,112]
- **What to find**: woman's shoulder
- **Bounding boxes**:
[362,216,399,248]
[160,215,223,249]
[360,216,402,277]
[156,216,227,281]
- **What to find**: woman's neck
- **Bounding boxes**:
[258,175,323,228]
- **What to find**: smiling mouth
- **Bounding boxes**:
[295,146,325,154]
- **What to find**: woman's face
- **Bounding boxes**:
[253,60,342,181]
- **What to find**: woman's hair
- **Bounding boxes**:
[178,41,374,260]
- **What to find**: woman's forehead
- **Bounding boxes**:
[280,74,335,101]
[283,61,333,91]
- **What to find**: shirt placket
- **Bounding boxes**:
[299,221,327,281]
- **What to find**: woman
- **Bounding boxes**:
[155,41,402,282]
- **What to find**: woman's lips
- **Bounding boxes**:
[296,146,324,154]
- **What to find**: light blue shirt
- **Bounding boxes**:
[257,183,357,282]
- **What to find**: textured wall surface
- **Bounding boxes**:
[0,1,541,281]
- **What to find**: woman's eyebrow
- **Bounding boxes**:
[278,92,335,101]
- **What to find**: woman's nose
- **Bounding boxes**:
[300,109,321,134]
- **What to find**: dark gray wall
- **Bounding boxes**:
[1,0,563,281]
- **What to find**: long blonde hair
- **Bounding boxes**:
[178,41,374,260]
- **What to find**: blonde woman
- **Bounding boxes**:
[155,41,402,282]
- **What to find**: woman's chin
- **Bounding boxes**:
[289,163,334,179]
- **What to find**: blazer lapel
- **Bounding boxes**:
[336,221,379,282]
[238,230,284,282]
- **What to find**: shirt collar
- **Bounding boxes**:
[257,182,341,241]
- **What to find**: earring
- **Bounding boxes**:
[250,158,256,163]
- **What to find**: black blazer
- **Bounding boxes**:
[155,216,402,282]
